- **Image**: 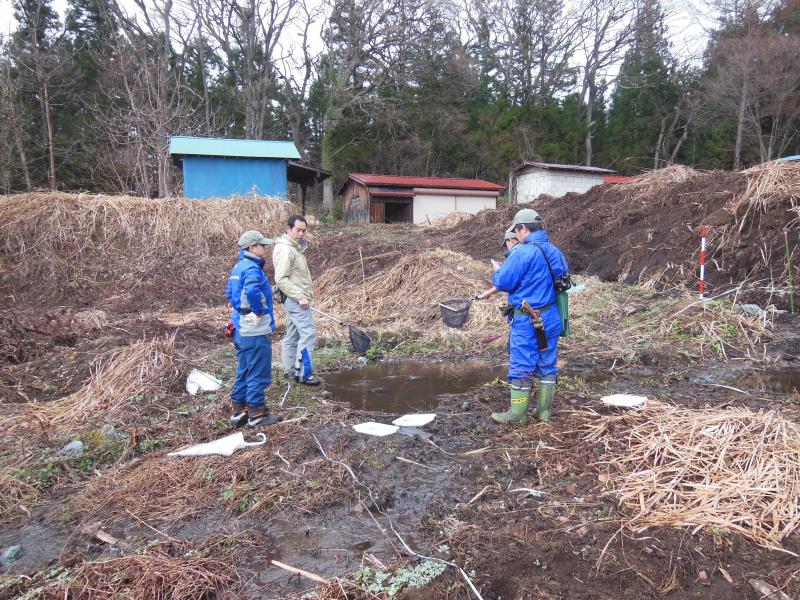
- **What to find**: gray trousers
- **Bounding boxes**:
[282,298,318,379]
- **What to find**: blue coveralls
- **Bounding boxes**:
[226,251,276,408]
[492,230,569,381]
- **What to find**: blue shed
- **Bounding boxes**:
[170,136,302,199]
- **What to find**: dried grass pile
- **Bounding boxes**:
[623,165,702,203]
[0,192,293,302]
[584,402,800,551]
[1,536,242,599]
[3,336,180,435]
[736,161,800,228]
[315,248,503,338]
[77,424,346,525]
[659,297,773,358]
[422,212,473,228]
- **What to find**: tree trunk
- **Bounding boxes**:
[654,117,666,170]
[30,37,57,190]
[584,83,594,165]
[733,79,747,171]
[13,125,32,190]
[42,76,57,190]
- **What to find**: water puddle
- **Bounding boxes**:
[730,368,800,394]
[238,514,419,597]
[324,359,505,413]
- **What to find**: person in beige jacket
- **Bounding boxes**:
[273,215,321,386]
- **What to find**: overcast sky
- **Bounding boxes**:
[0,0,715,63]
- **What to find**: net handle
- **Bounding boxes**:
[309,306,346,326]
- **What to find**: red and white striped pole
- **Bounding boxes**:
[699,225,709,299]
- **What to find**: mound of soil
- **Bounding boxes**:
[437,166,799,306]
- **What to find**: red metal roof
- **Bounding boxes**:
[348,173,504,192]
[603,175,635,184]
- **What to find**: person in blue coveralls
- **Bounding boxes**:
[226,230,282,427]
[477,209,569,423]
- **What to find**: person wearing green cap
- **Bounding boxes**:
[487,208,569,424]
[477,228,520,300]
[225,230,282,427]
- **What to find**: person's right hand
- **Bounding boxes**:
[299,298,310,309]
[490,259,501,272]
[476,289,494,300]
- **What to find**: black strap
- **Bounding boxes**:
[529,241,559,287]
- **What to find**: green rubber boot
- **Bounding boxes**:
[536,376,556,421]
[492,379,530,423]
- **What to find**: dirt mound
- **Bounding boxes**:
[438,163,800,305]
[0,192,293,309]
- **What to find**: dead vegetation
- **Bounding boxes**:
[421,211,473,228]
[2,336,181,436]
[584,402,800,552]
[0,536,244,599]
[624,164,703,204]
[315,248,504,342]
[0,470,36,525]
[75,424,347,527]
[0,193,293,303]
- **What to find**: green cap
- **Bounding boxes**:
[510,208,543,229]
[238,230,273,249]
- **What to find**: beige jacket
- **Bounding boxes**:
[273,234,314,302]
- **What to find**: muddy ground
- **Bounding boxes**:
[1,218,800,599]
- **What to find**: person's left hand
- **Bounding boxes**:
[490,259,501,272]
[476,289,494,300]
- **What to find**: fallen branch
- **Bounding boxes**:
[271,559,330,584]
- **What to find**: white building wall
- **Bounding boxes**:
[515,169,604,203]
[454,195,496,214]
[412,193,497,224]
[413,194,456,223]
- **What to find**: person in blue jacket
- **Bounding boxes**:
[226,230,281,427]
[479,208,569,424]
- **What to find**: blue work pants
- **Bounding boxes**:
[230,331,272,408]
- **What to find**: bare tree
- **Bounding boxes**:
[191,0,298,139]
[578,0,636,165]
[276,0,325,155]
[99,0,209,196]
[654,65,701,167]
[464,0,584,105]
[0,56,32,190]
[13,0,69,190]
[706,24,800,167]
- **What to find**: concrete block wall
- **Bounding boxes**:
[515,169,604,202]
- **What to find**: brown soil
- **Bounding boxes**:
[435,167,799,308]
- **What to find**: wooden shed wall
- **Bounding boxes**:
[342,182,370,223]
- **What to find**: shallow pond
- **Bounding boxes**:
[324,359,506,413]
[730,368,800,394]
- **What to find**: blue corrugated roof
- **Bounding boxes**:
[777,155,800,162]
[169,136,301,159]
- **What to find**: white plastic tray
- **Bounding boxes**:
[601,394,647,408]
[353,422,399,437]
[392,414,436,427]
